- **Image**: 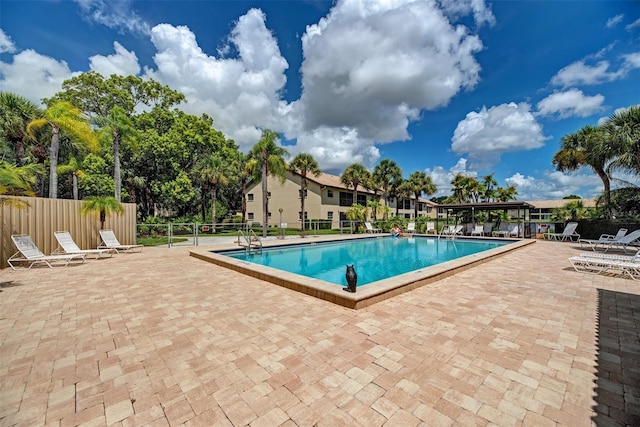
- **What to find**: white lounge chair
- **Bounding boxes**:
[441,225,463,236]
[364,222,381,234]
[492,223,510,238]
[578,248,640,263]
[543,222,580,241]
[579,228,627,250]
[54,231,115,259]
[584,229,640,253]
[508,223,520,238]
[98,229,144,253]
[470,225,484,236]
[483,222,494,236]
[569,254,639,281]
[8,234,86,270]
[405,222,416,235]
[426,222,436,234]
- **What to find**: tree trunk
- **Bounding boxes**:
[414,192,419,219]
[72,172,78,200]
[113,132,121,202]
[49,125,60,199]
[262,154,268,238]
[211,185,217,233]
[596,168,611,217]
[300,176,307,231]
[14,138,24,166]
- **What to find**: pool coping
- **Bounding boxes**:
[190,235,536,309]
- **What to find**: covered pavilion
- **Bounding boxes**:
[436,201,535,238]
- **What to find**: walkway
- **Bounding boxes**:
[0,239,638,426]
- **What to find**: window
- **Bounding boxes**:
[248,213,254,220]
[327,211,333,220]
[268,212,272,218]
[247,193,254,201]
[327,190,334,198]
[339,192,353,207]
[357,194,367,206]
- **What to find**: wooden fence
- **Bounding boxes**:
[1,196,137,269]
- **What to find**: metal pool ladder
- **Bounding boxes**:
[237,229,262,252]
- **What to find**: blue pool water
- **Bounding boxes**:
[218,236,509,287]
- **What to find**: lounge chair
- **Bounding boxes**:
[53,231,115,259]
[482,222,494,236]
[578,228,627,250]
[98,229,144,253]
[569,254,639,281]
[364,222,382,234]
[582,229,640,253]
[8,234,86,270]
[440,225,463,236]
[426,222,436,234]
[492,223,510,238]
[508,223,520,238]
[405,222,416,235]
[578,248,640,263]
[543,222,580,241]
[470,225,484,236]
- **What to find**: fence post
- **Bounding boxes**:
[168,223,173,248]
[194,223,198,246]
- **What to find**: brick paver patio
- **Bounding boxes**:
[1,239,638,426]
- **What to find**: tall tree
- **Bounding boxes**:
[341,163,371,206]
[480,173,498,202]
[57,156,84,200]
[604,105,640,178]
[0,92,42,165]
[249,129,289,237]
[233,152,258,225]
[45,71,185,117]
[495,185,518,201]
[406,171,437,219]
[394,179,411,216]
[27,101,98,199]
[289,153,321,231]
[195,153,232,231]
[553,125,613,211]
[93,106,138,201]
[373,159,402,220]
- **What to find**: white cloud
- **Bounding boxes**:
[451,102,546,170]
[0,29,15,54]
[0,49,75,106]
[89,41,141,76]
[506,170,602,200]
[606,14,624,28]
[292,0,485,169]
[622,52,640,69]
[550,60,622,87]
[143,10,289,152]
[626,17,640,31]
[73,0,151,36]
[426,158,477,197]
[437,0,496,27]
[536,89,605,118]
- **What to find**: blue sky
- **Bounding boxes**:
[1,0,639,200]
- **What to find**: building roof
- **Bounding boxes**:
[525,199,597,209]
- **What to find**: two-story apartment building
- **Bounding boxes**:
[245,171,437,229]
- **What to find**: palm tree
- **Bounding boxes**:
[604,105,640,178]
[0,92,41,165]
[393,178,411,216]
[81,195,125,229]
[195,153,232,232]
[495,185,518,201]
[249,129,289,237]
[289,153,321,231]
[232,152,258,225]
[553,125,613,211]
[373,159,403,220]
[480,173,498,202]
[93,106,138,202]
[58,156,85,200]
[27,101,98,199]
[406,171,437,219]
[341,163,370,206]
[0,161,43,208]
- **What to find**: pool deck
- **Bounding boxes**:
[1,237,639,426]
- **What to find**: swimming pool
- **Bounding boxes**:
[219,236,507,287]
